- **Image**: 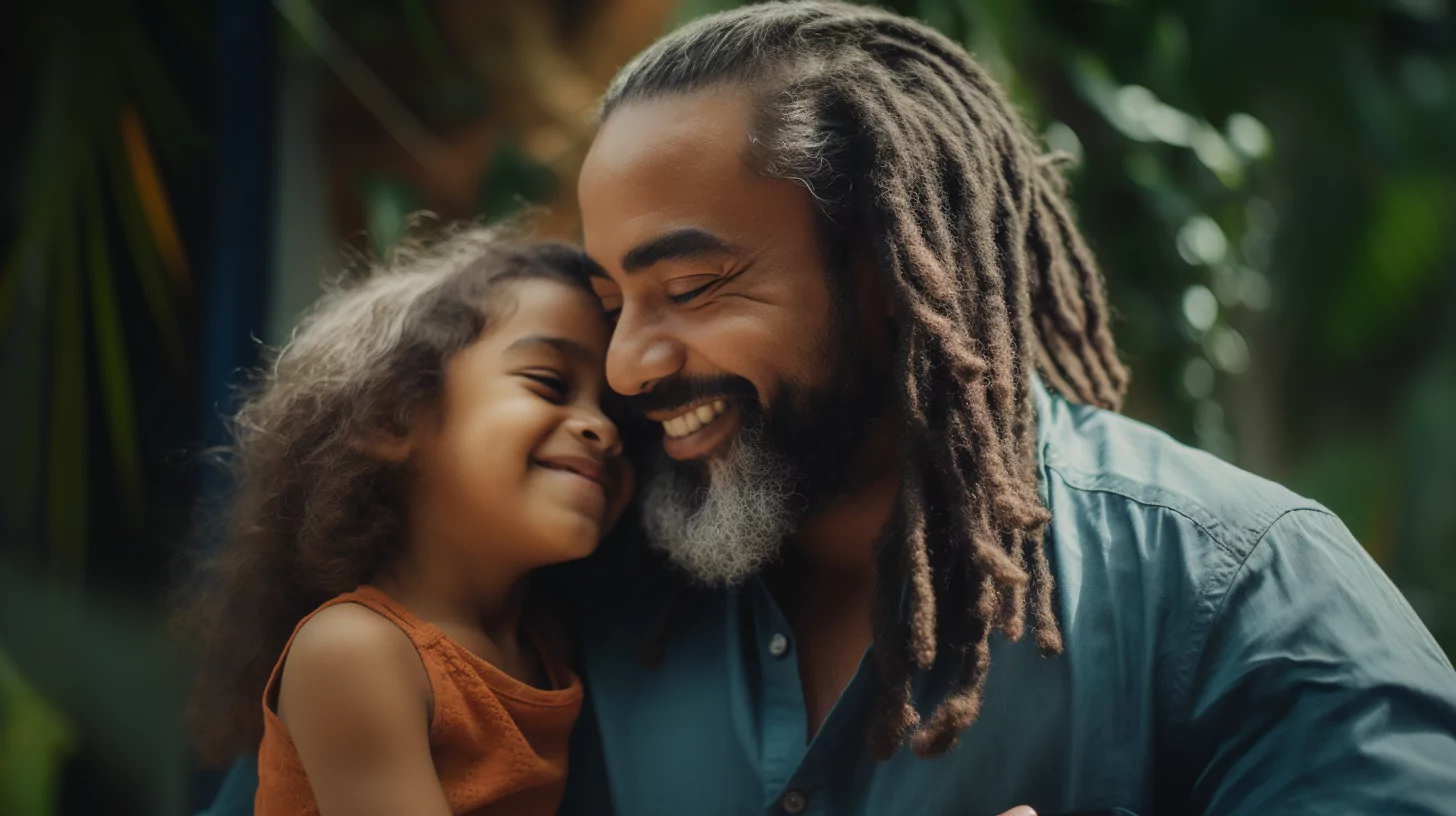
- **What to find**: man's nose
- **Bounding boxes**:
[606,306,685,396]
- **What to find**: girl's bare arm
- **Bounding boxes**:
[276,604,450,816]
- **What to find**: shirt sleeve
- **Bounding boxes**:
[1173,508,1456,814]
[199,756,259,816]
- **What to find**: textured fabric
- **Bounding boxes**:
[254,586,580,816]
[560,379,1456,816]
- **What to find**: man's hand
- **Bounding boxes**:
[999,808,1036,816]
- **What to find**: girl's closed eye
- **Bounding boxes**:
[523,371,570,402]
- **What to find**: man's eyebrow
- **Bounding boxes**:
[504,335,596,364]
[621,227,735,273]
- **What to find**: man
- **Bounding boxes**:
[566,3,1456,814]
[206,3,1456,814]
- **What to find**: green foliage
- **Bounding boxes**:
[0,649,74,816]
[2,0,201,578]
[1328,176,1452,356]
[478,137,558,224]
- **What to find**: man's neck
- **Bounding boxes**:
[785,422,901,580]
[771,428,900,739]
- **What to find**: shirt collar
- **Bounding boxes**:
[1031,372,1056,507]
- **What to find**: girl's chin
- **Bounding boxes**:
[528,519,603,565]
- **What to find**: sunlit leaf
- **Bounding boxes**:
[104,132,187,373]
[113,8,205,159]
[119,108,192,289]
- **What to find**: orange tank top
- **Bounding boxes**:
[254,586,582,815]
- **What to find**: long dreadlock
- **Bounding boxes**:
[601,1,1129,759]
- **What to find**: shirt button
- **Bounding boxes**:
[768,633,790,658]
[781,790,807,814]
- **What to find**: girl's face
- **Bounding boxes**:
[409,279,632,572]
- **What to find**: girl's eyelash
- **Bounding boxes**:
[524,373,568,398]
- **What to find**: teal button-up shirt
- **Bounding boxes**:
[204,381,1456,815]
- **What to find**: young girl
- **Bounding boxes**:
[179,228,631,815]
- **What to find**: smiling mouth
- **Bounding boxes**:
[534,458,605,486]
[658,399,730,438]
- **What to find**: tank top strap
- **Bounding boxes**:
[340,585,447,647]
[260,585,444,715]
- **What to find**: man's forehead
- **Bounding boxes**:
[583,87,757,184]
[579,91,763,264]
[579,86,820,276]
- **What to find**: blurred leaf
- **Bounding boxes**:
[1326,176,1453,355]
[84,176,145,525]
[105,132,187,373]
[47,204,87,581]
[0,246,48,552]
[0,250,18,333]
[0,648,75,816]
[399,0,454,75]
[670,0,744,29]
[1392,346,1456,650]
[360,175,421,254]
[1286,438,1394,563]
[0,559,188,815]
[119,108,192,289]
[917,0,960,43]
[478,137,557,224]
[1146,14,1189,96]
[113,8,205,159]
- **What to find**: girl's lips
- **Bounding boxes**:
[534,455,605,485]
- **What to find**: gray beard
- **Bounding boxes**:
[640,423,801,586]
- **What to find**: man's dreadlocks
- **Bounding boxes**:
[601,1,1129,759]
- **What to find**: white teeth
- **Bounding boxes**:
[661,399,731,438]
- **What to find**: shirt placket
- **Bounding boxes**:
[749,581,875,815]
[749,579,810,810]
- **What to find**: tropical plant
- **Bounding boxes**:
[1,0,203,580]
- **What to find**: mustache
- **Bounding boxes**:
[627,374,758,416]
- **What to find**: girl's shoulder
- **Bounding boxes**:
[273,595,433,730]
[287,601,420,678]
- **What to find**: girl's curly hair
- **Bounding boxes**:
[174,224,603,765]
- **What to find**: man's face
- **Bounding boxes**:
[578,86,883,584]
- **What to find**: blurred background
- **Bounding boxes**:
[1,0,1453,813]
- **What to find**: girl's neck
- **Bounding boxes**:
[374,555,550,689]
[375,526,533,646]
